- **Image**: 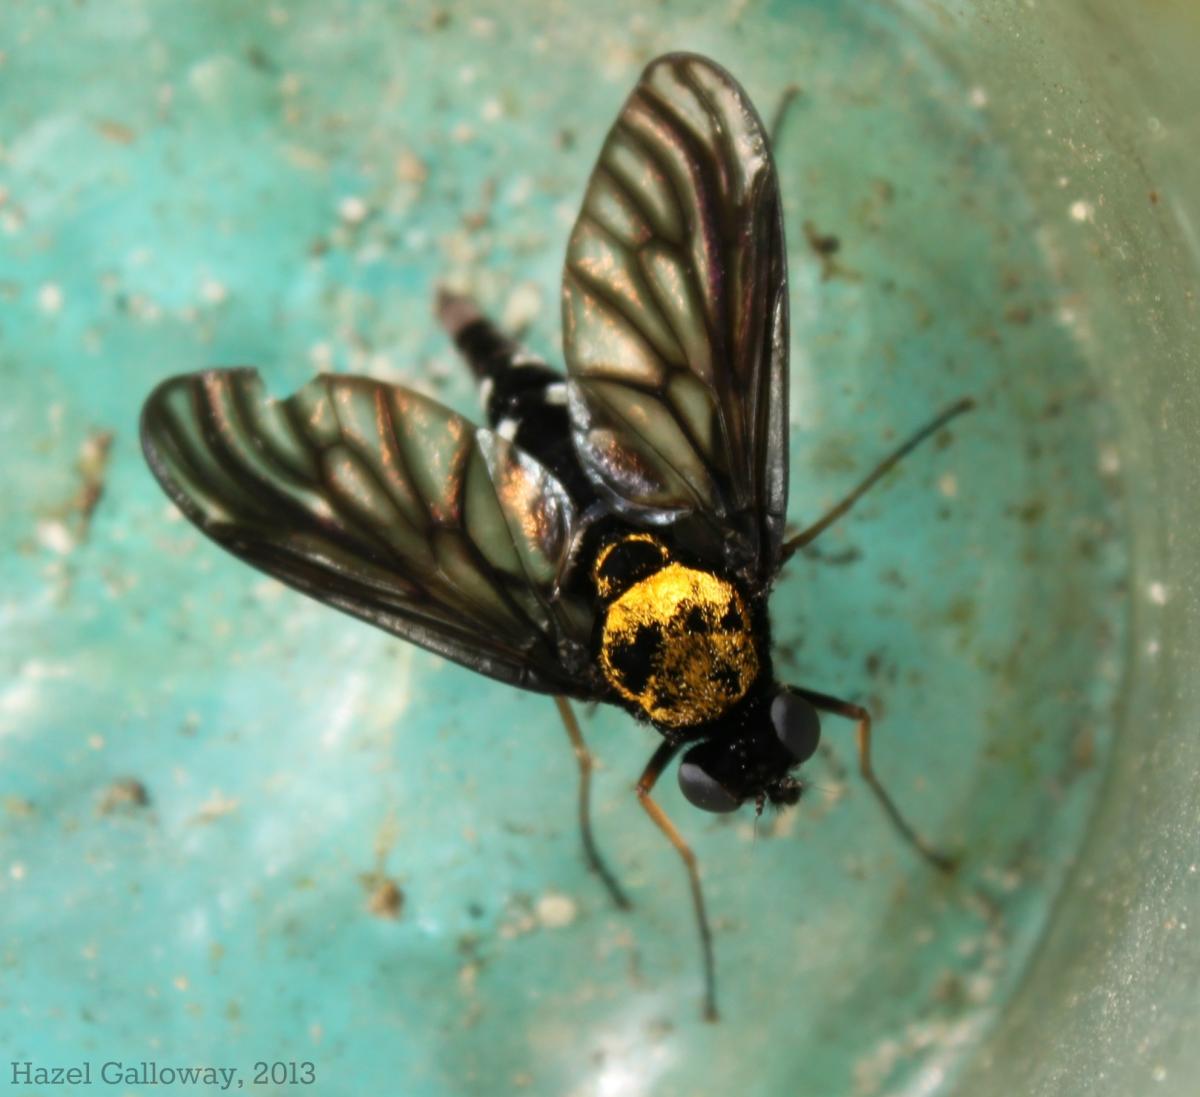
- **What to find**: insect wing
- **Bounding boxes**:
[141,369,597,695]
[563,52,788,582]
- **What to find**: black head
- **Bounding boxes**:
[677,688,821,813]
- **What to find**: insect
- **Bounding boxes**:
[141,52,971,1020]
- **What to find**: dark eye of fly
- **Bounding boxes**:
[678,759,742,814]
[770,691,821,764]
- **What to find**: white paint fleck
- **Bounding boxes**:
[10,862,26,881]
[36,519,74,554]
[0,661,71,734]
[505,177,533,209]
[1098,444,1120,475]
[481,97,503,121]
[938,472,958,498]
[38,282,64,314]
[188,55,235,102]
[502,281,541,331]
[1152,1065,1168,1083]
[535,892,577,929]
[129,294,162,322]
[1148,581,1167,605]
[1070,199,1095,223]
[356,240,384,265]
[968,86,988,108]
[193,791,239,823]
[338,195,368,225]
[497,418,518,441]
[595,1063,641,1097]
[200,278,228,304]
[309,341,333,369]
[322,670,367,749]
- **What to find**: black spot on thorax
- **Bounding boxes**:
[607,621,662,695]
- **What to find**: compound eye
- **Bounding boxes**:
[678,758,742,813]
[771,690,821,764]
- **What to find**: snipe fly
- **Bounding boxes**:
[142,53,971,1020]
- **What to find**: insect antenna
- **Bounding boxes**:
[781,396,975,561]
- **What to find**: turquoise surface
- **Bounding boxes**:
[0,3,1127,1096]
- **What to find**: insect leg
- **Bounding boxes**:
[636,739,719,1022]
[792,687,957,873]
[780,396,975,560]
[769,83,801,148]
[554,697,631,911]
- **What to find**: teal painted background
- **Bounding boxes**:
[0,2,1128,1096]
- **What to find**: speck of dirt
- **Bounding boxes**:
[1009,499,1046,525]
[364,876,405,920]
[64,429,115,546]
[535,892,577,930]
[943,596,977,628]
[97,777,151,815]
[4,796,36,819]
[803,219,841,257]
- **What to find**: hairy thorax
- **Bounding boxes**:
[598,558,760,729]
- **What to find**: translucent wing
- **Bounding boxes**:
[141,369,598,696]
[563,52,788,583]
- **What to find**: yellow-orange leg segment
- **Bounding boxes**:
[636,740,719,1022]
[795,688,957,873]
[554,697,631,910]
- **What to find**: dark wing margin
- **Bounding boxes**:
[141,369,598,696]
[562,52,788,584]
